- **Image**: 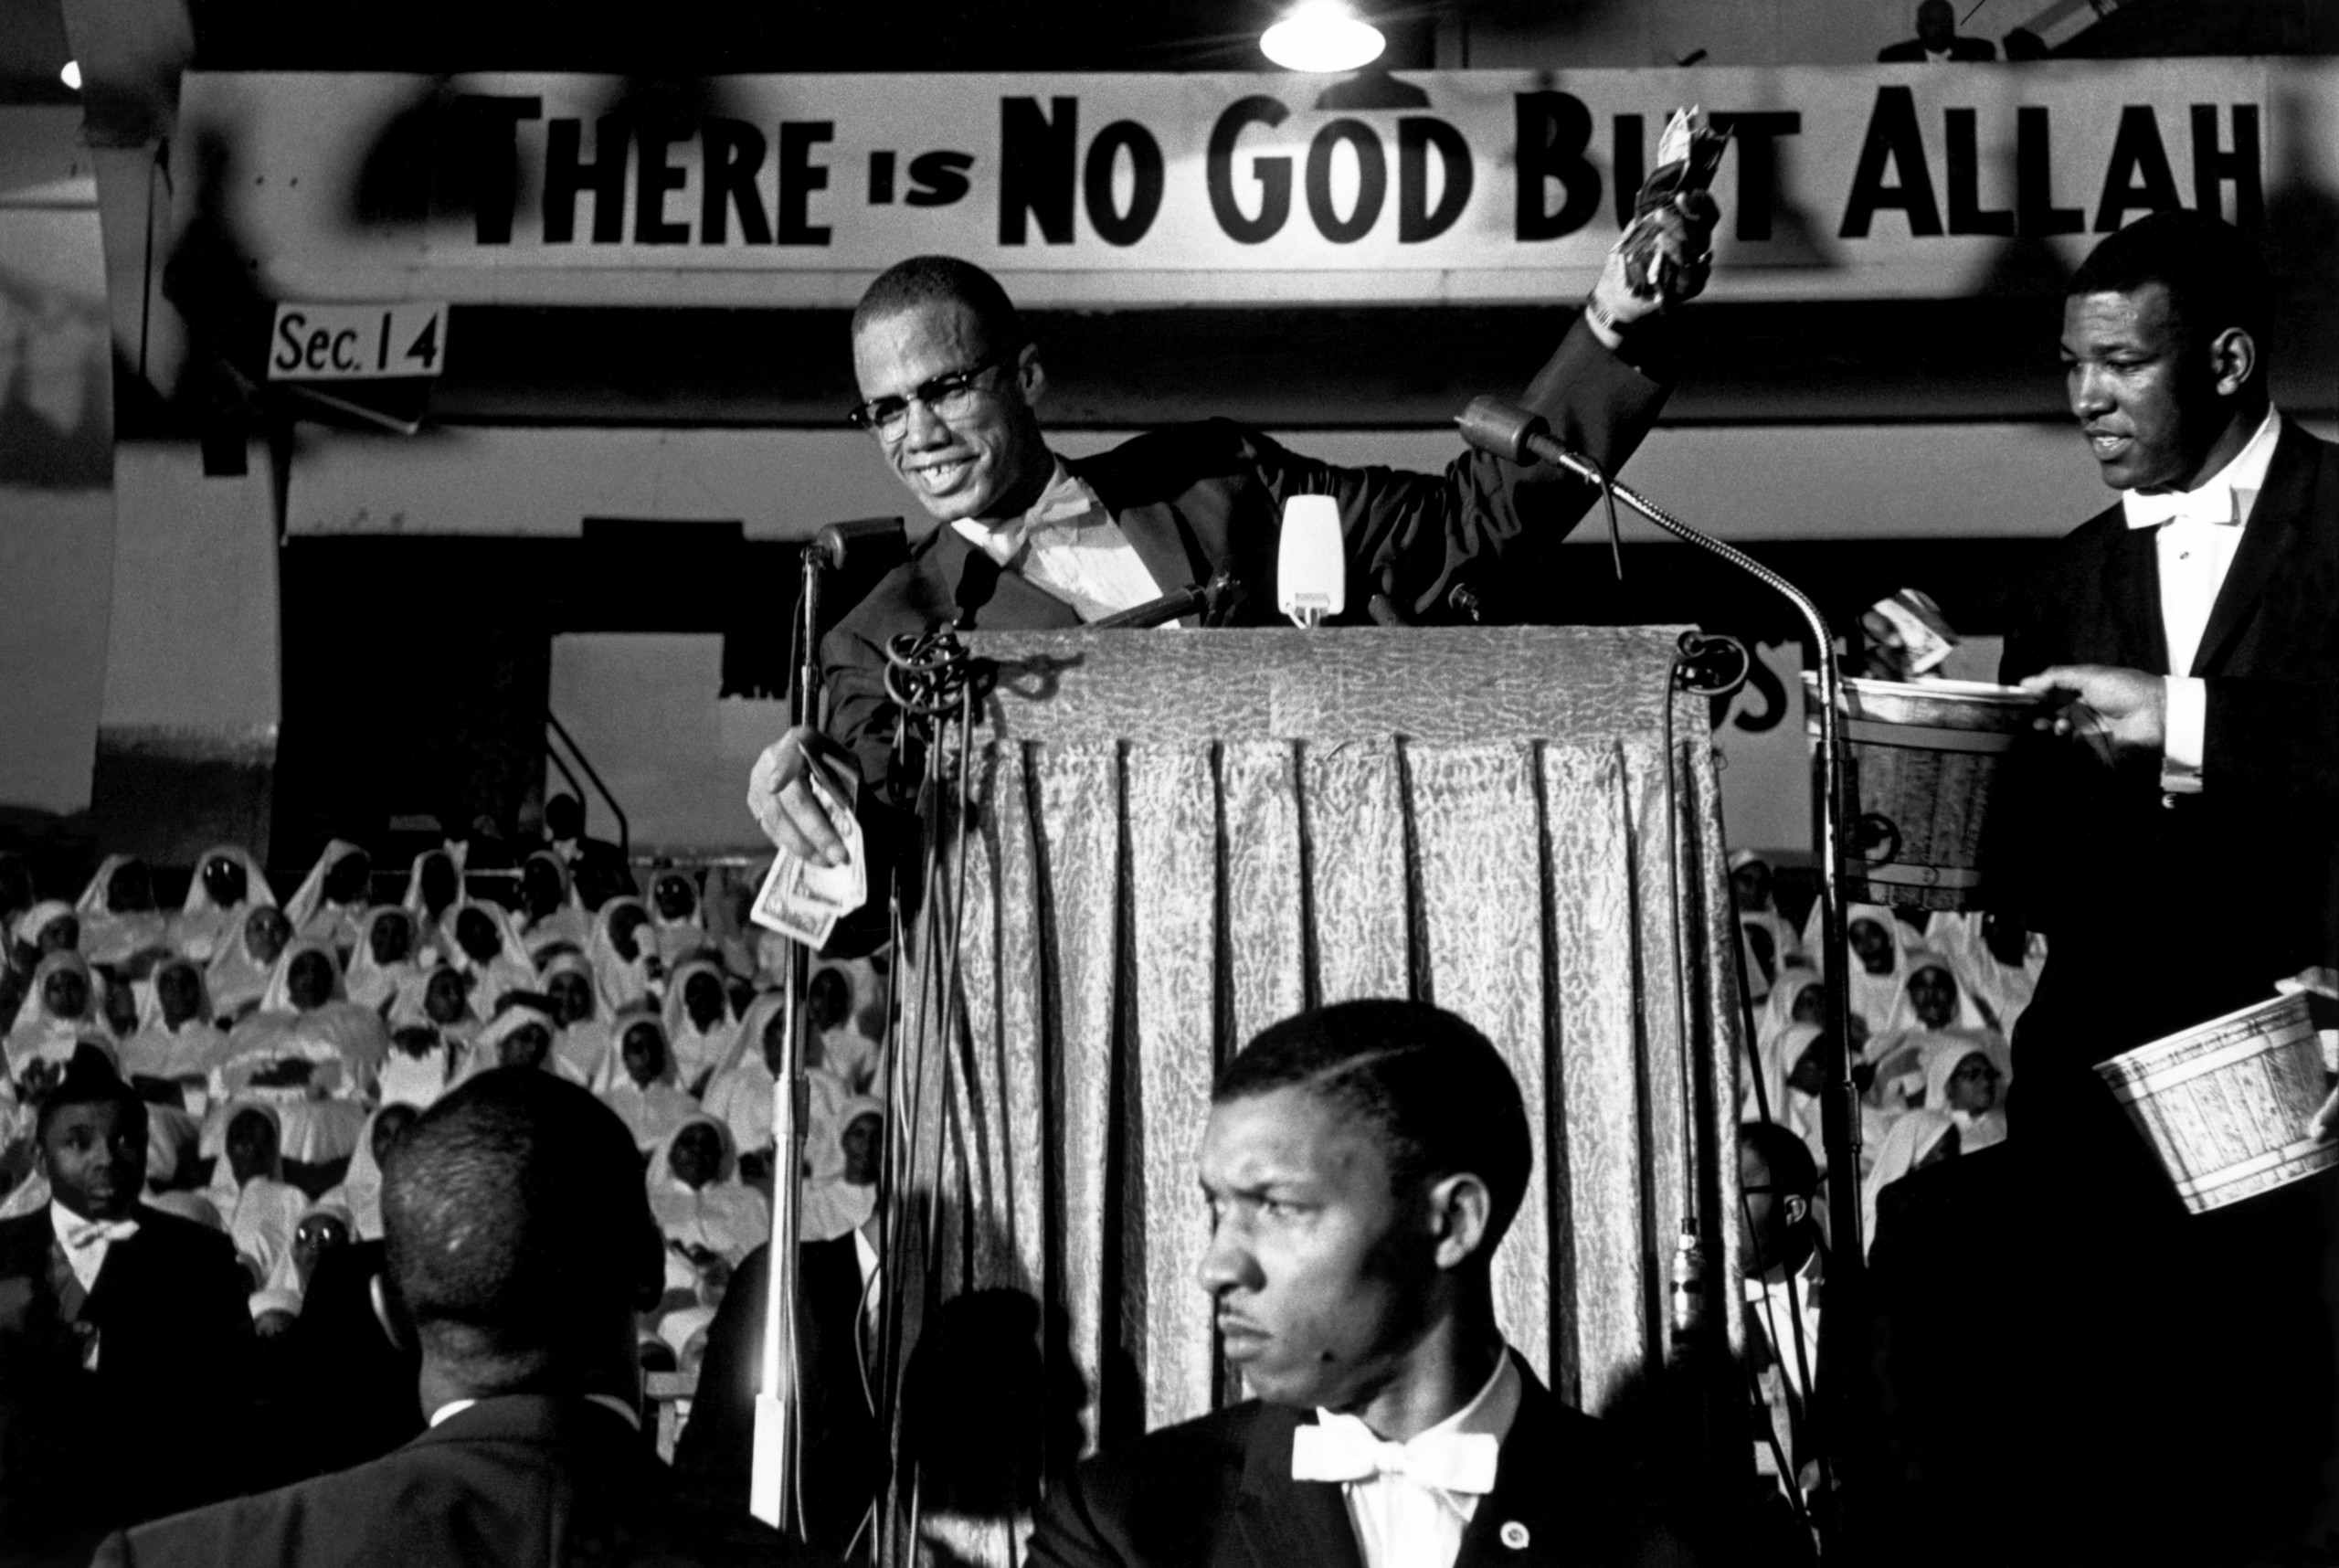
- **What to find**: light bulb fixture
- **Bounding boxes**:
[58,60,81,91]
[1261,0,1386,72]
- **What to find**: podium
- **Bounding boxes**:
[889,623,1746,1457]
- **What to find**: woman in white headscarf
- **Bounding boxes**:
[1757,965,1826,1054]
[224,939,389,1101]
[171,844,275,962]
[598,1006,696,1150]
[648,1114,769,1271]
[444,902,537,1018]
[1860,1107,1963,1258]
[647,868,711,969]
[588,896,659,1017]
[73,854,168,968]
[456,1001,577,1086]
[208,1102,312,1321]
[701,991,786,1160]
[344,906,423,1016]
[515,851,593,961]
[1928,910,2048,1039]
[206,904,293,1022]
[282,840,374,959]
[1864,948,2003,1116]
[318,1102,420,1242]
[662,958,737,1097]
[402,848,465,962]
[377,966,471,1110]
[1923,1033,2010,1154]
[799,1075,884,1246]
[117,955,224,1086]
[1825,903,1917,1042]
[4,950,111,1076]
[538,949,615,1086]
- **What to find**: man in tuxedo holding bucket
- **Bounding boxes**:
[1997,209,2339,1562]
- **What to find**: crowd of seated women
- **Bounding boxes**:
[0,818,890,1383]
[1727,849,2033,1256]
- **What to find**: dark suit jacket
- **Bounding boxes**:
[820,316,1676,802]
[1999,417,2339,1064]
[1024,1352,1684,1568]
[1876,37,1996,59]
[0,1205,254,1555]
[672,1238,881,1556]
[94,1394,828,1568]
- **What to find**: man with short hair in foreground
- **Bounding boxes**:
[91,1069,827,1568]
[1025,1000,1683,1568]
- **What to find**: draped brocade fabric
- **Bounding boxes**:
[885,626,1745,1472]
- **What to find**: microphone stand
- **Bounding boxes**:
[1457,396,1863,1552]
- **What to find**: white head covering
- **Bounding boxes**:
[461,1001,571,1084]
[74,856,168,967]
[446,901,538,1015]
[282,840,369,941]
[1922,1033,2011,1150]
[5,950,107,1074]
[1881,948,1993,1036]
[402,847,466,958]
[536,948,614,1085]
[646,1114,769,1266]
[206,904,291,1019]
[10,900,74,953]
[799,1075,884,1245]
[118,956,219,1081]
[181,844,277,917]
[646,867,709,966]
[661,958,737,1091]
[517,851,593,956]
[701,991,786,1155]
[320,1104,418,1241]
[345,906,421,1013]
[587,896,658,1018]
[1861,1108,1961,1255]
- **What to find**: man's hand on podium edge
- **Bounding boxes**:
[1585,190,1719,350]
[748,726,857,866]
[2017,664,2165,763]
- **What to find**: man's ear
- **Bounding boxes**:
[1783,1193,1810,1229]
[1426,1173,1494,1271]
[1014,342,1047,410]
[369,1272,411,1353]
[2208,325,2257,398]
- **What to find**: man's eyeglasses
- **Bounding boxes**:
[845,355,1008,438]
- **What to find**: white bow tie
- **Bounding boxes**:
[1290,1414,1501,1496]
[64,1218,138,1251]
[2122,482,2238,529]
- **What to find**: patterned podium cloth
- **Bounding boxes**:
[886,625,1747,1453]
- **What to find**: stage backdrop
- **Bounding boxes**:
[169,59,2323,311]
[887,624,1745,1456]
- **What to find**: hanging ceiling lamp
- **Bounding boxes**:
[1260,0,1386,72]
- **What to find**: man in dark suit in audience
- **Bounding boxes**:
[1025,1000,1683,1568]
[0,1047,254,1563]
[1997,209,2339,1561]
[92,1069,829,1568]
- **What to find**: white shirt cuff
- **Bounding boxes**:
[2161,675,2206,793]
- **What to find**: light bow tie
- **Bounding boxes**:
[64,1218,138,1250]
[2122,482,2238,529]
[1289,1415,1500,1495]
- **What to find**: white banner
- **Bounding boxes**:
[174,62,2327,309]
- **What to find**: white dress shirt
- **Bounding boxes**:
[950,460,1167,623]
[2120,406,2281,793]
[49,1199,136,1294]
[1744,1245,1826,1404]
[1298,1351,1521,1568]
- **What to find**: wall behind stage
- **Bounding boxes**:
[0,108,114,822]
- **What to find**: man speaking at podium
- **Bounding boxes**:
[748,196,1718,866]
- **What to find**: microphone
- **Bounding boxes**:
[1277,494,1346,629]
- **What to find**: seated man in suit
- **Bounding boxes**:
[1026,999,1681,1568]
[94,1069,828,1568]
[0,1044,256,1563]
[0,1045,255,1561]
[749,187,1717,874]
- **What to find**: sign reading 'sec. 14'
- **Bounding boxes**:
[267,302,448,380]
[178,64,2334,310]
